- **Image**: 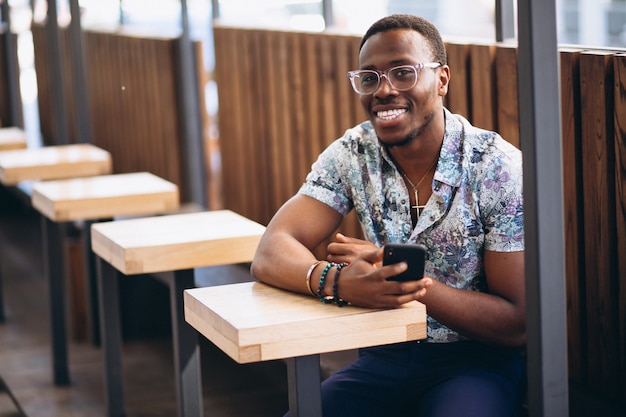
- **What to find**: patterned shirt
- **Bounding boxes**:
[299,108,524,342]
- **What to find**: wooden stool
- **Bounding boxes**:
[31,172,179,386]
[90,210,265,417]
[184,282,427,417]
[0,127,28,151]
[0,144,112,323]
[0,143,111,185]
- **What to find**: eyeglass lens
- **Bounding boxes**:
[352,66,418,94]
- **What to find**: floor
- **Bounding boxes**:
[0,187,297,417]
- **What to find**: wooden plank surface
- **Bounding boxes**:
[445,42,471,119]
[184,281,426,363]
[613,52,626,400]
[468,43,496,130]
[30,172,179,222]
[91,210,265,275]
[0,143,112,185]
[0,127,28,151]
[495,44,520,148]
[579,50,620,398]
[559,48,585,384]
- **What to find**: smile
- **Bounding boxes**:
[376,109,407,121]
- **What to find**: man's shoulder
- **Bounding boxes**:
[444,109,520,160]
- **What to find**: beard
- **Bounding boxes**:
[386,128,419,148]
[383,110,435,149]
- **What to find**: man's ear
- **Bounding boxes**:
[438,65,451,97]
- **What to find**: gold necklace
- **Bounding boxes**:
[399,156,438,218]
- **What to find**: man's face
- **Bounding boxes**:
[358,29,448,147]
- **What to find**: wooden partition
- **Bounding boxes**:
[213,26,364,243]
[214,25,626,405]
[31,24,208,203]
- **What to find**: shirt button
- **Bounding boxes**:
[401,199,407,204]
[429,215,435,221]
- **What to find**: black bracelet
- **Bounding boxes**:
[332,262,349,307]
[317,262,335,303]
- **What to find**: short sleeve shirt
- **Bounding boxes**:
[298,108,524,342]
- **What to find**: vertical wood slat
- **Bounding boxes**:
[559,48,585,384]
[212,27,237,214]
[468,43,496,131]
[445,42,471,120]
[613,53,626,400]
[579,51,620,399]
[494,44,520,148]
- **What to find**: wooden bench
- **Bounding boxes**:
[30,172,179,385]
[90,210,265,417]
[184,281,426,417]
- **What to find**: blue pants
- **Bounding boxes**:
[286,341,526,417]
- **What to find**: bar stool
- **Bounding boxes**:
[30,171,179,385]
[0,143,112,323]
[90,210,265,417]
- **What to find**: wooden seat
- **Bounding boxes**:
[29,172,180,387]
[90,209,265,417]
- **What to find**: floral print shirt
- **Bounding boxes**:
[299,108,524,343]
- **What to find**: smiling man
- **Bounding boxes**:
[251,14,526,417]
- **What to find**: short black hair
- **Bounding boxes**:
[359,14,447,65]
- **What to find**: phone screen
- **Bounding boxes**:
[383,243,426,282]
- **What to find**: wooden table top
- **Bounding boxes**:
[0,127,28,151]
[184,281,427,364]
[31,172,179,222]
[91,210,266,275]
[0,143,112,185]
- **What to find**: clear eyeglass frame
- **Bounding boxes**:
[347,62,441,95]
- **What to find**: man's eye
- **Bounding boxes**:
[361,74,378,84]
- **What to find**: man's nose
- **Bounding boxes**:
[374,74,396,96]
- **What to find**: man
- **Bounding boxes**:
[251,14,526,417]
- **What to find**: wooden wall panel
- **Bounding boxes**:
[216,26,362,231]
[32,24,205,203]
[579,51,620,399]
[560,49,585,384]
[445,42,471,120]
[495,44,519,148]
[468,43,496,131]
[613,52,626,400]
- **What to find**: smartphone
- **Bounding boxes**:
[383,243,426,282]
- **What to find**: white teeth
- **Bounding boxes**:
[377,109,407,120]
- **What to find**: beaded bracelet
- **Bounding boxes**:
[305,260,324,296]
[317,262,336,303]
[332,262,349,307]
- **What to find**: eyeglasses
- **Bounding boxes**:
[347,63,441,95]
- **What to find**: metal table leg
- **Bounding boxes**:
[97,257,125,417]
[83,218,112,347]
[41,215,70,385]
[170,269,203,417]
[287,354,322,417]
